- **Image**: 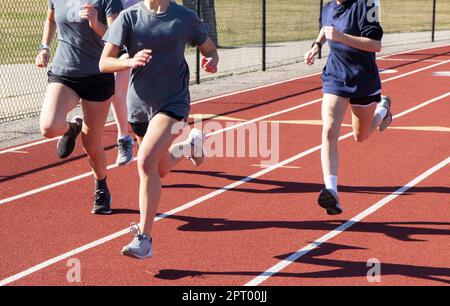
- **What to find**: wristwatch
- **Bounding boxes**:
[39,44,51,52]
[311,41,322,50]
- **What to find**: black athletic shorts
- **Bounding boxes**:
[130,111,186,138]
[48,70,115,102]
[349,94,382,106]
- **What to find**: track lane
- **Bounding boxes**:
[1,45,449,286]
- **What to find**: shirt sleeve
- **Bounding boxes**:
[103,11,129,49]
[358,0,383,41]
[48,0,54,9]
[104,0,124,18]
[189,12,209,47]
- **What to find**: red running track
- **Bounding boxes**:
[0,45,449,286]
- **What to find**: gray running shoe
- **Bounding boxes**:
[116,135,134,166]
[121,223,153,259]
[57,116,83,159]
[378,96,392,132]
[186,128,205,166]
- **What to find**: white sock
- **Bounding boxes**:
[374,105,388,127]
[324,175,338,194]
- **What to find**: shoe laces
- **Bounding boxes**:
[129,222,145,242]
[94,189,107,202]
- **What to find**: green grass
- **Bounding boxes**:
[0,0,449,64]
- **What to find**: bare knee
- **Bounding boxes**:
[39,120,65,138]
[158,166,170,178]
[81,132,103,155]
[353,131,368,143]
[322,125,340,143]
[137,152,159,177]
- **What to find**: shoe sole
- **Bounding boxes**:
[116,157,134,166]
[121,249,152,259]
[318,189,342,215]
[378,96,392,132]
[189,133,205,167]
[91,195,112,215]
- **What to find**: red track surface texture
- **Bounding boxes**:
[0,45,449,286]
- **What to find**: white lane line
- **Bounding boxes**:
[1,92,448,286]
[379,58,444,63]
[2,44,448,155]
[0,98,323,206]
[190,72,322,106]
[432,71,450,76]
[382,59,450,83]
[377,43,450,60]
[0,73,321,156]
[2,58,450,206]
[245,156,450,286]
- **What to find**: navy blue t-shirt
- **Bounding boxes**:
[321,0,383,98]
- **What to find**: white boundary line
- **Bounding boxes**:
[432,71,450,76]
[0,98,323,206]
[1,44,448,155]
[2,59,450,206]
[0,72,320,156]
[1,92,448,286]
[245,156,450,286]
[377,43,450,60]
[378,58,444,63]
[190,72,322,106]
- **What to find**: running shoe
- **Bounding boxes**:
[318,188,343,215]
[91,189,112,215]
[57,116,83,158]
[116,135,134,166]
[186,128,205,166]
[121,223,153,259]
[378,96,392,132]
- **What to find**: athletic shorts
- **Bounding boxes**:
[48,70,115,102]
[349,94,382,106]
[130,111,186,138]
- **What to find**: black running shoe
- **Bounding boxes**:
[92,189,112,215]
[318,188,343,215]
[57,116,83,159]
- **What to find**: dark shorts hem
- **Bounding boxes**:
[129,111,186,138]
[349,94,382,106]
[323,90,382,106]
[47,71,115,102]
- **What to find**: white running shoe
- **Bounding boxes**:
[186,128,205,166]
[378,96,392,132]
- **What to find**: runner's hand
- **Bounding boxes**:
[80,4,99,29]
[127,49,152,69]
[323,26,344,42]
[305,47,319,65]
[35,49,50,68]
[201,56,218,73]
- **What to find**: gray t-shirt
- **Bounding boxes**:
[103,2,208,123]
[49,0,123,77]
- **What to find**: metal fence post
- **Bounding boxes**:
[262,0,267,71]
[318,0,324,59]
[196,0,201,84]
[432,0,437,42]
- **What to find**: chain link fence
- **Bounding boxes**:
[1,0,450,124]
